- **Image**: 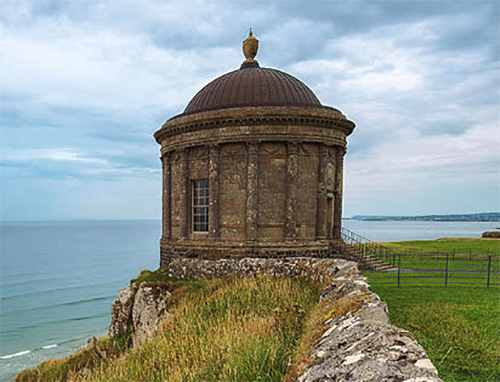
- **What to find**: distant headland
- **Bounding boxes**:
[349,212,500,222]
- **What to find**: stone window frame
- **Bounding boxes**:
[191,179,209,233]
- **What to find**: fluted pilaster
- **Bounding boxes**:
[161,152,172,240]
[246,142,259,241]
[316,144,328,239]
[208,144,220,238]
[285,142,299,239]
[179,148,189,238]
[333,148,345,240]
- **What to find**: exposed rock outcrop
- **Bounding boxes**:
[108,283,172,347]
[108,287,136,337]
[131,284,171,347]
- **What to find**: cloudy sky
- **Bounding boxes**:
[1,0,499,221]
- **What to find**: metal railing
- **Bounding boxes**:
[333,227,500,287]
[330,227,397,270]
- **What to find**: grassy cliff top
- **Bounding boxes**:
[18,273,354,382]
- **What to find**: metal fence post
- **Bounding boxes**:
[397,253,402,287]
[487,255,492,288]
[445,253,449,287]
[469,248,472,262]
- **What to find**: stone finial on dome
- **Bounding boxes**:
[241,29,259,68]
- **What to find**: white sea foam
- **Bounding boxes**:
[0,350,31,359]
[42,344,58,349]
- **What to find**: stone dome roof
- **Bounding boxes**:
[183,66,322,115]
[177,30,328,116]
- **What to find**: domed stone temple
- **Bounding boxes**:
[154,32,355,267]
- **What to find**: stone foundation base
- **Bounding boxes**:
[159,242,351,270]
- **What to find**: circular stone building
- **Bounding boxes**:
[154,32,355,267]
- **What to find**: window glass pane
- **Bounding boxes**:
[192,179,209,233]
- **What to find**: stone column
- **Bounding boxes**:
[316,144,328,239]
[285,142,299,240]
[333,147,345,240]
[245,142,259,241]
[161,152,172,240]
[208,144,220,238]
[179,148,189,238]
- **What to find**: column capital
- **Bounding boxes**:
[160,151,172,164]
[287,141,300,153]
[246,141,259,152]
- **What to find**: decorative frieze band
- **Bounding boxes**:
[155,113,355,142]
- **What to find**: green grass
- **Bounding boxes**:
[380,238,500,255]
[17,274,325,382]
[364,238,500,286]
[86,275,321,382]
[15,335,131,382]
[367,283,500,382]
[364,238,500,382]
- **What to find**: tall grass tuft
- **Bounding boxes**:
[54,275,321,382]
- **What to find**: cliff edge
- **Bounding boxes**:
[17,258,442,382]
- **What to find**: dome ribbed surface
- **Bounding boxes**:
[183,67,321,115]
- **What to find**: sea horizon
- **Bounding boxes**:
[2,213,499,223]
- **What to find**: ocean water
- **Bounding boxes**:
[1,219,499,381]
[342,219,500,242]
[0,220,160,382]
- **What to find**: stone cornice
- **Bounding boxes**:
[154,106,355,144]
[159,124,349,153]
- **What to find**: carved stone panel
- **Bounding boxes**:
[188,146,209,180]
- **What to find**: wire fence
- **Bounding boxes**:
[338,227,500,287]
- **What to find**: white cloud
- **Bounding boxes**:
[345,120,500,202]
[0,13,240,114]
[1,148,108,164]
